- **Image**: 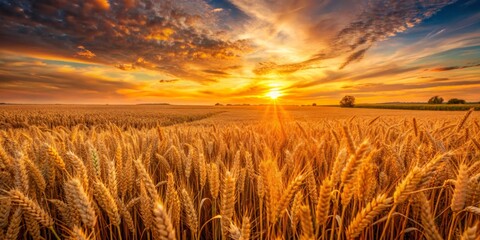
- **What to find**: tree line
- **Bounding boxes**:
[427,96,471,104]
[339,95,478,107]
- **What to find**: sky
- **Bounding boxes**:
[0,0,479,105]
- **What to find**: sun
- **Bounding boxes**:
[266,89,282,100]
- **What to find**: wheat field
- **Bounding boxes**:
[0,105,479,240]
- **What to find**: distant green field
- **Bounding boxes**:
[354,103,480,111]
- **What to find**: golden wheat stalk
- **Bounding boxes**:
[140,180,154,230]
[46,144,66,170]
[134,157,158,198]
[153,201,176,240]
[198,153,207,188]
[13,154,29,194]
[66,152,89,189]
[49,199,79,227]
[415,193,443,240]
[64,178,97,228]
[24,213,42,240]
[451,164,469,212]
[222,171,237,236]
[345,194,392,240]
[456,108,474,131]
[0,196,12,228]
[0,144,12,169]
[69,226,89,240]
[92,181,121,226]
[275,174,304,221]
[238,216,251,240]
[166,172,181,228]
[341,141,370,185]
[208,163,220,199]
[291,192,303,233]
[300,205,314,239]
[5,208,22,240]
[343,125,356,154]
[316,177,333,226]
[25,157,46,192]
[9,189,54,227]
[181,188,198,234]
[393,166,424,205]
[413,118,418,137]
[305,165,319,207]
[115,198,135,233]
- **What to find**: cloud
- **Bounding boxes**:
[202,70,230,75]
[428,63,480,71]
[0,0,253,84]
[159,79,179,83]
[339,47,369,70]
[76,46,96,59]
[0,58,141,103]
[116,63,136,71]
[252,0,458,75]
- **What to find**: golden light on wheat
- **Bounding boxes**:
[0,105,478,240]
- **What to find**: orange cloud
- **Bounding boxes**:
[94,0,110,10]
[145,28,175,41]
[76,46,96,59]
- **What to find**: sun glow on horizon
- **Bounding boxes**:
[266,89,282,100]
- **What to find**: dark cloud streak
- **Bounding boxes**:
[428,63,480,71]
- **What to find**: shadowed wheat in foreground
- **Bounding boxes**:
[0,107,479,240]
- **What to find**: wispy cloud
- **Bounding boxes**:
[428,63,480,71]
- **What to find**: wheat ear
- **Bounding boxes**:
[456,108,474,131]
[181,188,198,234]
[92,181,121,226]
[69,225,89,240]
[393,166,424,204]
[153,201,176,240]
[65,178,97,228]
[5,208,22,240]
[415,193,443,240]
[9,189,54,227]
[46,145,66,170]
[300,205,314,239]
[239,216,251,240]
[346,194,392,240]
[166,172,181,228]
[316,177,333,226]
[208,163,220,199]
[451,164,469,212]
[275,174,304,221]
[221,171,236,237]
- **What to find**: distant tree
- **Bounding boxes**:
[312,103,317,106]
[214,103,223,106]
[447,98,466,104]
[340,95,355,108]
[428,96,444,104]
